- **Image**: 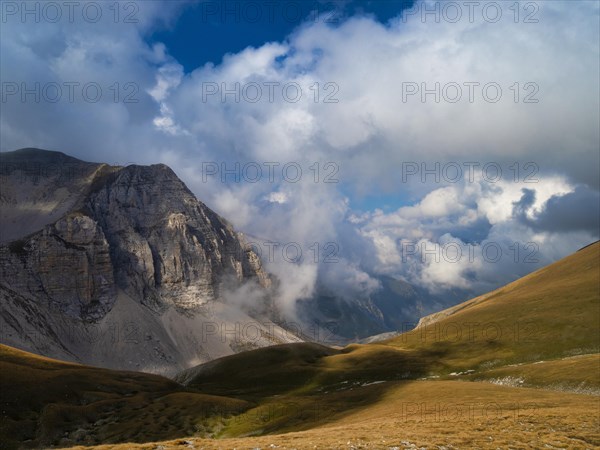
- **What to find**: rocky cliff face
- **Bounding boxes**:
[0,149,298,376]
[1,213,116,321]
[83,162,271,314]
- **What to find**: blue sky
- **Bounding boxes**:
[151,1,416,71]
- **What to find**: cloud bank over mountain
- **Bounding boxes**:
[1,0,598,315]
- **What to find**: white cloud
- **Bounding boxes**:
[265,191,289,204]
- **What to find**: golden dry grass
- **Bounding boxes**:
[384,241,600,371]
[466,353,600,393]
[62,381,600,449]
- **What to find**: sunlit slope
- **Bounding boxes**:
[181,242,600,398]
[466,354,600,393]
[0,345,250,449]
[385,241,600,371]
[174,242,599,442]
[62,381,600,450]
[176,348,598,442]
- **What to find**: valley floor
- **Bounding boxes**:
[62,379,599,450]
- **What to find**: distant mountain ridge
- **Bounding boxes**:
[0,148,300,376]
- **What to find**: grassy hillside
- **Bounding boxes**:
[175,342,338,399]
[179,242,600,398]
[172,241,599,442]
[384,240,600,372]
[3,242,599,449]
[0,345,250,449]
[62,381,600,449]
[466,354,600,393]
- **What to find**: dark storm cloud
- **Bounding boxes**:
[514,187,600,236]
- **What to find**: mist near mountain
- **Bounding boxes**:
[0,149,301,376]
[0,149,478,366]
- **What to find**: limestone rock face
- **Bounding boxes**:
[1,211,116,321]
[82,163,271,312]
[0,149,293,376]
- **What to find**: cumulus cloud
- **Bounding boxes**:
[355,174,597,293]
[1,0,598,318]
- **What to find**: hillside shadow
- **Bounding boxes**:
[1,341,450,447]
[181,342,449,438]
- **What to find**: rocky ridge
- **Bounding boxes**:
[0,149,299,376]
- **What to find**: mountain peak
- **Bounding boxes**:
[0,148,92,165]
[0,149,286,375]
